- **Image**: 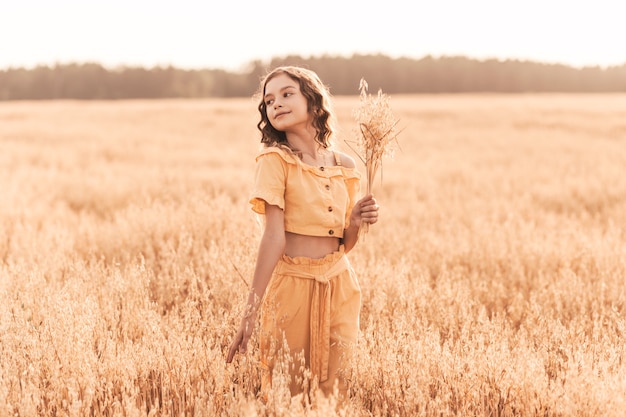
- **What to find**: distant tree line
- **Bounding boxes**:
[1,54,625,100]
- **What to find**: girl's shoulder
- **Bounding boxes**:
[256,145,283,157]
[256,145,299,164]
[333,150,357,169]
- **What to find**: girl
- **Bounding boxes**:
[226,66,379,399]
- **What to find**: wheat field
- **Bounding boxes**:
[1,94,625,416]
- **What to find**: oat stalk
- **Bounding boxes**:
[347,78,400,238]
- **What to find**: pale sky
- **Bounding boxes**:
[1,0,624,71]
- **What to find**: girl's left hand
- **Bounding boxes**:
[350,194,379,228]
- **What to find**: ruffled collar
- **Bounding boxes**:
[256,146,361,179]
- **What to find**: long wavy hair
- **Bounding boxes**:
[256,66,336,150]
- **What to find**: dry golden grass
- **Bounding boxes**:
[1,94,626,416]
[350,78,400,193]
[349,78,400,238]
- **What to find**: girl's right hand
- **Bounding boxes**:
[226,316,255,363]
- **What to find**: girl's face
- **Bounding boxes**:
[263,73,311,133]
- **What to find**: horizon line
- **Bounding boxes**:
[2,53,625,73]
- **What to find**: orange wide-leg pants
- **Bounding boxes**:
[259,247,361,399]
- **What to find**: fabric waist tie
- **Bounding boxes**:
[276,254,350,382]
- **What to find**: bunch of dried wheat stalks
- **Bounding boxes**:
[347,78,401,237]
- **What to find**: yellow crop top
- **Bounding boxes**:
[249,146,361,238]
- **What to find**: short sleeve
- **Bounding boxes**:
[249,152,286,214]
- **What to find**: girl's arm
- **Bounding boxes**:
[342,194,379,253]
[226,204,285,363]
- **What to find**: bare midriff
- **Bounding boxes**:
[284,231,341,259]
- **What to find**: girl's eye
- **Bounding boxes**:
[265,99,274,105]
[284,92,292,98]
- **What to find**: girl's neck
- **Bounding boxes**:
[287,133,320,157]
[288,138,331,166]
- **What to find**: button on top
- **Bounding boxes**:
[320,166,325,171]
[328,230,334,235]
[328,206,333,212]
